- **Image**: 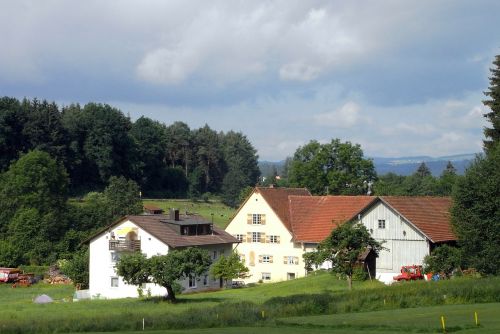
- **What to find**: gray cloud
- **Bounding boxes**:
[0,0,498,160]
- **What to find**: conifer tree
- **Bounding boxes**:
[483,55,500,152]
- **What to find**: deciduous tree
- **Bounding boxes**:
[289,139,376,195]
[210,251,249,287]
[307,222,384,290]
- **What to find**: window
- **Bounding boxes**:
[269,235,279,243]
[188,275,197,288]
[252,232,261,243]
[252,214,262,225]
[262,255,270,263]
[284,256,299,265]
[110,277,119,287]
[236,234,244,242]
[213,251,217,260]
[378,220,386,229]
[203,275,208,286]
[261,272,271,281]
[110,252,120,263]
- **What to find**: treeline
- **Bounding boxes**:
[373,161,460,196]
[0,97,260,203]
[258,139,459,197]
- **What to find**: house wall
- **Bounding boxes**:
[226,192,307,283]
[357,202,430,283]
[89,219,231,299]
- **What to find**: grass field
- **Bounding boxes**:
[1,273,499,333]
[142,199,235,228]
[78,303,500,334]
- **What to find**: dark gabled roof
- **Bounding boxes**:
[256,187,311,232]
[89,214,237,248]
[289,195,374,243]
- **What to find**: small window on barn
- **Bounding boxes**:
[378,220,386,229]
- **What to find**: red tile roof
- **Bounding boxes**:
[379,196,455,243]
[289,196,374,243]
[256,187,311,232]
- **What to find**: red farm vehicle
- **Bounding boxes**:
[0,268,21,283]
[393,265,424,282]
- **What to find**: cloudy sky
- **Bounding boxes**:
[1,1,499,160]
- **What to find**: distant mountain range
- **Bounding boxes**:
[370,153,477,176]
[259,153,478,177]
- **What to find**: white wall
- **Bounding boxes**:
[358,202,430,283]
[226,192,307,283]
[89,219,232,299]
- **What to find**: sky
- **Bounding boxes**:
[1,1,499,161]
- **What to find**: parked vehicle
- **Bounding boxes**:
[0,268,21,283]
[393,265,424,281]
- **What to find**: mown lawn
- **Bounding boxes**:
[143,199,235,228]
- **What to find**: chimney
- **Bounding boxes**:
[169,208,180,221]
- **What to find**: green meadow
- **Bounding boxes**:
[1,272,499,333]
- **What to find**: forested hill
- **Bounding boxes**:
[0,97,259,204]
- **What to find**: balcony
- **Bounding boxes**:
[109,239,141,252]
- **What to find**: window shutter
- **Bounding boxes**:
[246,232,252,243]
[294,257,299,265]
[249,251,255,266]
[283,256,288,264]
[261,214,266,225]
[260,233,266,243]
[258,255,263,263]
[247,214,252,224]
[270,256,274,263]
[277,236,280,244]
[265,235,270,243]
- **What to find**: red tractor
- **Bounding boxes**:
[393,265,424,282]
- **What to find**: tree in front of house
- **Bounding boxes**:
[307,222,384,290]
[150,248,211,302]
[288,139,376,195]
[210,251,250,287]
[423,245,462,278]
[483,54,500,152]
[117,247,211,302]
[60,248,90,289]
[115,252,151,294]
[451,144,500,275]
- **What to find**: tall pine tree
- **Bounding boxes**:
[483,54,500,152]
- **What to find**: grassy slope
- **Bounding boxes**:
[143,199,235,228]
[1,273,499,333]
[82,303,500,334]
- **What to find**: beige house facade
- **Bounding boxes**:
[225,187,373,283]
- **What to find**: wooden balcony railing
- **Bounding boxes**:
[109,240,141,252]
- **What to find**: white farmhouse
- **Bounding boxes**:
[351,196,456,283]
[225,187,373,283]
[88,209,237,299]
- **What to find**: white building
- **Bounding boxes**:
[88,210,237,299]
[225,187,373,283]
[351,196,456,283]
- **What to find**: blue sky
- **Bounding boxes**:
[1,0,499,160]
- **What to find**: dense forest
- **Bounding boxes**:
[0,97,260,202]
[0,96,260,268]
